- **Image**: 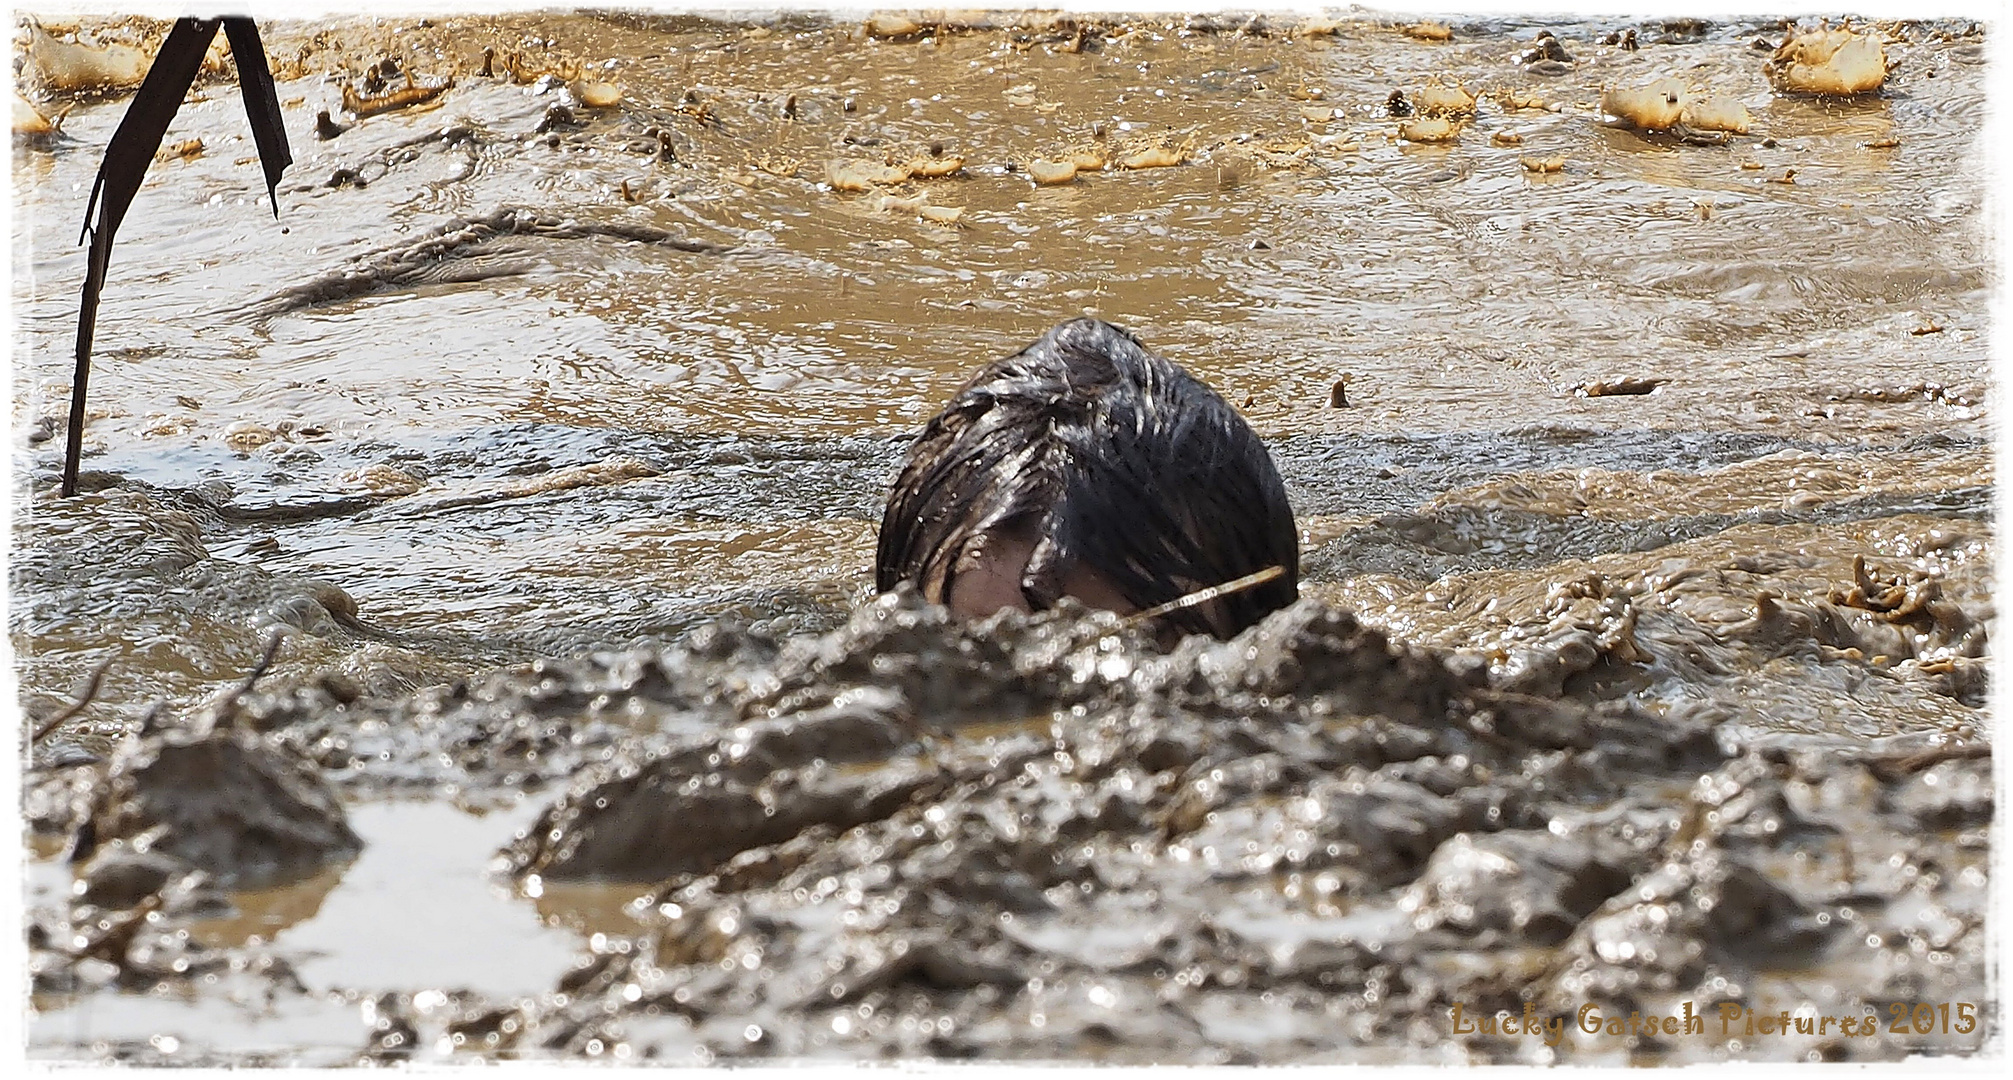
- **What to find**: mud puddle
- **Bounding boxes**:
[12,8,1995,1066]
[26,798,585,1064]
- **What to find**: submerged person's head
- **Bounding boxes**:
[876,317,1299,638]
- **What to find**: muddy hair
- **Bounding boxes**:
[876,317,1299,637]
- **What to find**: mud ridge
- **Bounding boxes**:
[248,206,732,317]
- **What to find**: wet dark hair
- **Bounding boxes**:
[876,317,1299,637]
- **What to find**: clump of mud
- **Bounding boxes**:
[71,723,363,888]
[170,588,1985,1063]
[1765,24,1891,95]
[26,716,363,1057]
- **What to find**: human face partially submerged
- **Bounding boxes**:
[941,521,1140,623]
[877,318,1300,640]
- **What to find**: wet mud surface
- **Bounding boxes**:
[12,9,1995,1066]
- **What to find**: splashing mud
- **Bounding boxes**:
[14,10,1992,1066]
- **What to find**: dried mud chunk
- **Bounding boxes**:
[1027,158,1078,185]
[574,81,621,108]
[22,24,150,93]
[827,159,912,191]
[865,15,925,40]
[906,154,966,178]
[1679,94,1753,134]
[1067,146,1107,171]
[1601,78,1685,130]
[1765,26,1889,95]
[1399,116,1459,143]
[1399,830,1637,944]
[82,727,362,889]
[1115,144,1187,169]
[1412,81,1476,116]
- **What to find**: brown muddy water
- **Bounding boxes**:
[10,8,1996,1066]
